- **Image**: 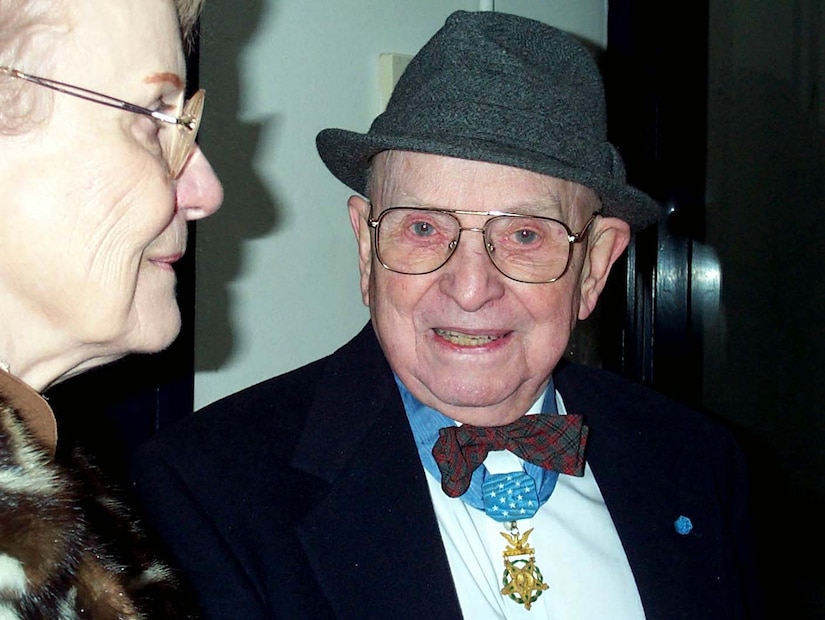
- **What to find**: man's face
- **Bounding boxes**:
[349,152,630,426]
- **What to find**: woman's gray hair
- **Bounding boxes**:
[176,0,205,51]
[0,0,205,134]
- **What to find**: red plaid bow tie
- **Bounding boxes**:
[431,414,589,498]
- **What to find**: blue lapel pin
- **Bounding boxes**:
[674,515,693,535]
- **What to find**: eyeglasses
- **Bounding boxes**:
[0,66,203,179]
[368,206,600,284]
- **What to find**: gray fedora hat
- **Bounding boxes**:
[316,10,659,231]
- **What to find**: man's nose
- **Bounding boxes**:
[438,229,506,311]
[175,146,224,220]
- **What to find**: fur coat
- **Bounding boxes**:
[0,371,198,619]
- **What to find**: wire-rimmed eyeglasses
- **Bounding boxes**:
[368,206,600,284]
[0,66,203,179]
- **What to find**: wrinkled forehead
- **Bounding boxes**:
[370,150,599,224]
[58,0,185,89]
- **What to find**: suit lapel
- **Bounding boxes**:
[292,325,462,617]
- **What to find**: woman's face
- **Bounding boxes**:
[0,0,222,383]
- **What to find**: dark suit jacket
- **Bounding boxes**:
[130,323,759,619]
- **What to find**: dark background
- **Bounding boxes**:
[600,1,824,617]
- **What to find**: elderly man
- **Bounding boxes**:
[131,11,758,620]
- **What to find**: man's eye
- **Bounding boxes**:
[411,221,436,236]
[512,228,540,244]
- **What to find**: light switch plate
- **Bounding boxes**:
[378,53,413,111]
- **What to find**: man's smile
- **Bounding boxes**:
[433,328,506,346]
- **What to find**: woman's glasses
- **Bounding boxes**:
[0,66,203,179]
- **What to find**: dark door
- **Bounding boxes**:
[603,1,825,617]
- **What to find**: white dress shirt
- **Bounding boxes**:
[423,391,647,619]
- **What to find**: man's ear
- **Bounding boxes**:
[348,195,373,307]
[578,217,631,320]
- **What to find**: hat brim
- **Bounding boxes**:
[317,128,659,232]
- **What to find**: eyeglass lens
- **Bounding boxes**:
[374,208,575,283]
[165,89,204,178]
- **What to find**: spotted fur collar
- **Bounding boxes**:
[1,385,197,619]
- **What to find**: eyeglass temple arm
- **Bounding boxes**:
[571,211,602,242]
[1,67,187,128]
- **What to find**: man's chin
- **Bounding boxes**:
[412,380,527,424]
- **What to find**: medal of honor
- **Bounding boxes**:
[500,524,548,610]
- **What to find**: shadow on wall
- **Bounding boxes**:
[194,0,282,371]
[705,64,825,619]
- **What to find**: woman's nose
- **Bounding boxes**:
[176,145,224,220]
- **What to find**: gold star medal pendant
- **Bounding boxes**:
[500,523,548,610]
[482,472,549,610]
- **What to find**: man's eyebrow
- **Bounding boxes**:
[144,72,184,89]
[506,199,564,216]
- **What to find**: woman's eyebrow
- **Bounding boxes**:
[144,72,184,89]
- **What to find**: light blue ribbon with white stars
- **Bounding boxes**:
[482,471,542,522]
[397,376,560,520]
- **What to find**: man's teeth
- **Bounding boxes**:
[434,329,501,346]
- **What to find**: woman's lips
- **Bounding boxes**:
[148,252,183,271]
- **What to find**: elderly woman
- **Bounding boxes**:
[0,0,223,617]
